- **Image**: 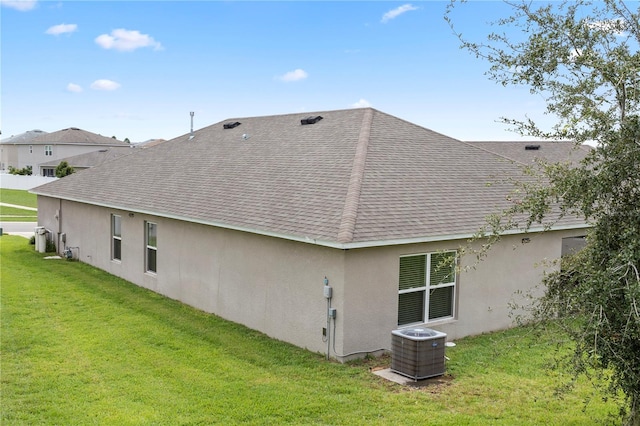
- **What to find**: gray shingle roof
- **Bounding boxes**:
[24,127,129,146]
[469,141,592,166]
[32,108,587,248]
[1,129,48,144]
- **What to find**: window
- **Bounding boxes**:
[112,215,122,261]
[561,236,587,258]
[29,145,33,154]
[145,221,157,273]
[45,145,53,156]
[42,168,55,177]
[398,251,456,326]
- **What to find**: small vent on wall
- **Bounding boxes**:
[525,144,541,150]
[301,116,323,125]
[223,121,241,129]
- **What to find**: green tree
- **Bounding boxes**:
[8,165,32,175]
[447,1,640,424]
[55,161,74,178]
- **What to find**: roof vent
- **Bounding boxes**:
[70,127,80,131]
[189,112,195,140]
[525,144,541,150]
[301,116,323,125]
[223,121,241,129]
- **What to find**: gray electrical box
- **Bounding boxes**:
[323,285,332,299]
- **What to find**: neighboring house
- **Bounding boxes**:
[0,127,130,175]
[32,108,589,361]
[0,129,48,171]
[135,138,167,149]
[38,148,135,175]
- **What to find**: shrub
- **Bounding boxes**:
[45,239,57,253]
[8,165,33,176]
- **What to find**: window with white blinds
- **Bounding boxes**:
[398,251,456,326]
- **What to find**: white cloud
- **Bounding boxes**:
[46,23,77,35]
[278,69,308,82]
[381,4,418,23]
[95,29,163,52]
[66,83,83,93]
[351,99,372,108]
[587,19,628,37]
[90,79,121,91]
[0,0,37,11]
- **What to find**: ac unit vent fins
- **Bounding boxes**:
[223,121,241,129]
[301,116,323,125]
[525,144,541,150]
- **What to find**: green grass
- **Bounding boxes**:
[0,205,38,221]
[0,188,38,208]
[0,189,37,222]
[1,235,618,425]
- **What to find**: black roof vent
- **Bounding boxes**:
[223,121,241,129]
[525,144,541,150]
[301,116,323,125]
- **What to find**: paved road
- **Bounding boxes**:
[0,221,38,238]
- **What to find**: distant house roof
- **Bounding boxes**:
[32,108,587,249]
[136,138,167,148]
[38,147,135,169]
[470,141,592,166]
[8,127,129,146]
[1,129,48,144]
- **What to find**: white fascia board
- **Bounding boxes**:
[340,223,591,249]
[31,193,591,250]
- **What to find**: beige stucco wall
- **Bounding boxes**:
[338,229,585,359]
[38,196,587,360]
[0,145,18,171]
[38,196,345,355]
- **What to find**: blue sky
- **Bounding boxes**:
[1,1,553,143]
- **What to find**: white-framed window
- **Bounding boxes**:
[112,214,122,261]
[145,221,157,273]
[42,168,55,177]
[29,145,33,154]
[398,251,457,326]
[45,145,53,156]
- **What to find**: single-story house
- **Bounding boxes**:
[1,127,130,175]
[32,108,590,360]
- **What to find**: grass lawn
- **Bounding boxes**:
[0,205,38,221]
[0,189,38,222]
[1,235,618,425]
[0,188,38,208]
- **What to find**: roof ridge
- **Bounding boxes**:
[337,108,373,243]
[220,107,377,123]
[457,140,530,166]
